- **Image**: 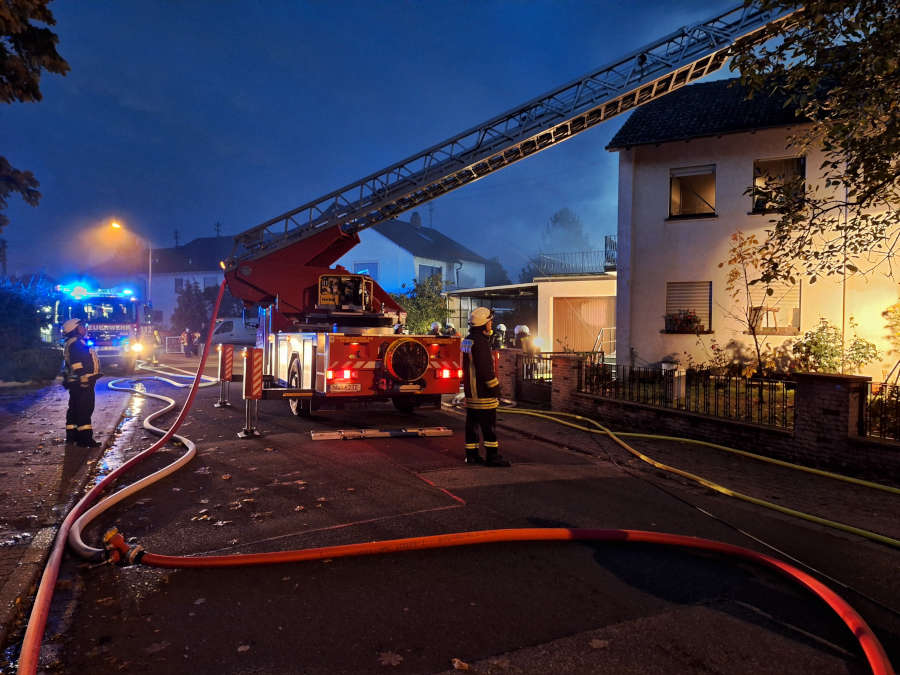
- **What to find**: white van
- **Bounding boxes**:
[211,317,258,345]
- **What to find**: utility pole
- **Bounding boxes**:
[174,230,180,247]
[215,221,222,236]
[0,238,6,277]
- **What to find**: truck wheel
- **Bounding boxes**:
[392,397,417,413]
[288,359,310,417]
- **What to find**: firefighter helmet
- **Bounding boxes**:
[469,307,493,327]
[430,321,441,331]
[62,318,82,336]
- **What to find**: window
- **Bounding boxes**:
[214,320,234,334]
[752,157,805,213]
[174,278,184,293]
[353,262,379,280]
[418,264,442,282]
[748,281,801,335]
[669,165,716,218]
[203,276,218,289]
[664,281,712,333]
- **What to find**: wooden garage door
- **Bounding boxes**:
[553,297,615,352]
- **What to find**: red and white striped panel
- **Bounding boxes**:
[331,361,377,370]
[217,344,234,381]
[430,360,461,370]
[242,348,263,400]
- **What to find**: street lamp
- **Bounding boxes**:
[110,221,152,305]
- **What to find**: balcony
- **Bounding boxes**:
[532,236,617,276]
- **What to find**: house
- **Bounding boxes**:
[334,212,487,293]
[607,78,898,379]
[142,236,233,327]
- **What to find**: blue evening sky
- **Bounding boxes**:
[4,0,735,280]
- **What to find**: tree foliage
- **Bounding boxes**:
[0,0,69,231]
[731,0,900,284]
[791,317,879,373]
[170,282,209,333]
[389,275,448,334]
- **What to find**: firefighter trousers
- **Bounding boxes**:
[465,407,499,452]
[66,384,96,444]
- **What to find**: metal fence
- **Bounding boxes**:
[864,382,900,441]
[520,351,608,383]
[579,363,796,429]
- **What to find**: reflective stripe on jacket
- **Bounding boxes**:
[462,327,500,410]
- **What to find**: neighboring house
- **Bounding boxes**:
[141,236,233,327]
[334,212,487,293]
[607,78,898,379]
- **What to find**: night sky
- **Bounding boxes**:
[4,0,735,280]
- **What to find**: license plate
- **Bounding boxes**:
[96,347,120,352]
[329,383,361,392]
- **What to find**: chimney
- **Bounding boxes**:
[410,212,422,228]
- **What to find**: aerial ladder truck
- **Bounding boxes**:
[223,1,795,417]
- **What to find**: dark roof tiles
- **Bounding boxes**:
[369,219,487,264]
[607,77,806,150]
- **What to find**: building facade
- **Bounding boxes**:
[609,79,898,379]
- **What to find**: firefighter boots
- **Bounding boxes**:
[484,449,511,467]
[465,449,485,465]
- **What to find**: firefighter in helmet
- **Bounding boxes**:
[443,321,458,337]
[62,318,101,447]
[428,321,442,336]
[461,307,510,467]
[491,322,507,350]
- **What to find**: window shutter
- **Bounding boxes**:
[666,281,712,329]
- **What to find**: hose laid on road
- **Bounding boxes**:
[67,367,218,560]
[101,526,894,675]
[16,281,226,675]
[495,407,900,549]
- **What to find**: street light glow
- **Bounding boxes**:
[111,221,122,229]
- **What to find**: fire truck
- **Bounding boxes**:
[223,1,792,415]
[55,284,148,374]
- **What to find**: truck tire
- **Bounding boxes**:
[392,396,418,413]
[287,359,311,417]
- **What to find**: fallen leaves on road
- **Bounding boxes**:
[221,474,232,480]
[194,466,211,475]
[213,520,233,527]
[144,641,170,655]
[264,446,274,452]
[378,651,403,666]
[590,638,610,649]
[451,657,470,670]
[294,505,305,512]
[251,511,272,520]
[193,598,206,605]
[237,644,250,653]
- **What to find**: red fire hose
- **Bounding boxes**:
[100,527,894,675]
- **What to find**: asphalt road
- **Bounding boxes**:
[11,368,900,674]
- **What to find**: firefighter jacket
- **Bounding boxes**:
[461,326,500,410]
[64,336,100,388]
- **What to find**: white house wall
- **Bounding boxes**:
[619,126,899,379]
[414,256,485,291]
[141,271,222,328]
[334,230,415,294]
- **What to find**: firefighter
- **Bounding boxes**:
[180,328,193,357]
[491,323,507,350]
[461,307,510,467]
[443,321,458,337]
[514,324,534,352]
[151,329,162,366]
[62,318,101,447]
[428,321,442,336]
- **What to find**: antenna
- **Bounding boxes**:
[215,221,222,236]
[174,230,180,247]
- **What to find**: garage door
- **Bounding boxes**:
[553,297,615,352]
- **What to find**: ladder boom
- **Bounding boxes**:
[229,1,794,267]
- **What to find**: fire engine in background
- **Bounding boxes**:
[223,2,790,416]
[54,284,148,374]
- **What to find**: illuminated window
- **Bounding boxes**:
[748,281,801,335]
[669,165,716,218]
[664,281,712,333]
[752,157,805,213]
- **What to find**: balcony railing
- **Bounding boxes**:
[532,236,617,276]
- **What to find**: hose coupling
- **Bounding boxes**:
[103,528,131,565]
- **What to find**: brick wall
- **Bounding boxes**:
[547,356,899,481]
[496,348,519,401]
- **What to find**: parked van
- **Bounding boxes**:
[211,317,258,345]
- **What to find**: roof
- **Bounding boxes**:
[606,78,806,150]
[151,236,235,274]
[369,219,488,264]
[446,282,537,299]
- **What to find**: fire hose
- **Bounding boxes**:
[15,279,895,673]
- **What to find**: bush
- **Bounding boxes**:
[792,317,879,374]
[0,348,63,383]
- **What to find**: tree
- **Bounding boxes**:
[484,256,511,286]
[1,0,69,231]
[389,275,448,334]
[202,284,245,320]
[731,0,900,285]
[170,282,209,333]
[519,208,595,282]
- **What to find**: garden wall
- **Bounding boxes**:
[550,355,899,481]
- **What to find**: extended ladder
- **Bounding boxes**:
[228,2,795,267]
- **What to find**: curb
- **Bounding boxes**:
[0,394,131,652]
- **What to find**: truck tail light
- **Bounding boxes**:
[343,369,355,379]
[326,370,334,380]
[457,369,463,378]
[441,368,451,379]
